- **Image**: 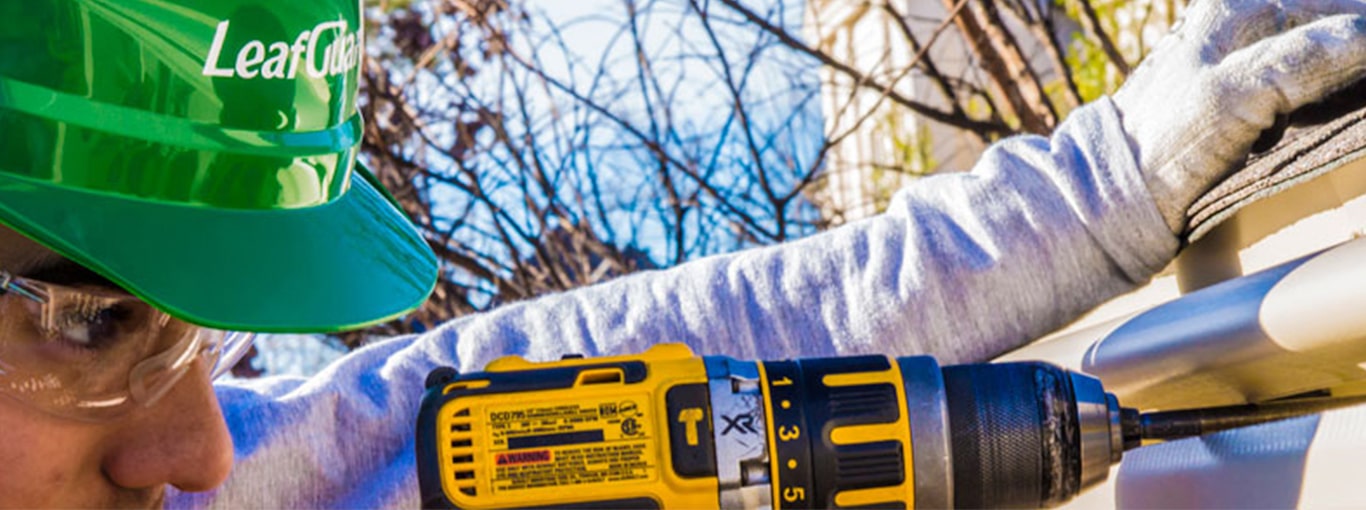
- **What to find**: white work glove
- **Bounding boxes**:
[1113,0,1366,234]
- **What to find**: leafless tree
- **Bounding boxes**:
[332,0,1173,347]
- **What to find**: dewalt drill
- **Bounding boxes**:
[416,343,1347,509]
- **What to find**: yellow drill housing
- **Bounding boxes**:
[416,343,928,509]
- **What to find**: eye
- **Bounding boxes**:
[46,299,136,352]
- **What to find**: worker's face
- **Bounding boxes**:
[0,228,233,507]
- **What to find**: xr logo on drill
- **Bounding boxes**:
[721,413,758,435]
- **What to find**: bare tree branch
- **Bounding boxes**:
[1073,0,1132,77]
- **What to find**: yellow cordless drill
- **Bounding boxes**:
[415,343,1355,508]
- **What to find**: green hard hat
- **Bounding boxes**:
[0,0,438,332]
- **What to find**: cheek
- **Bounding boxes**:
[0,398,105,505]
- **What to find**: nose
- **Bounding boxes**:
[101,358,235,493]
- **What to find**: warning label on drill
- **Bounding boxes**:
[496,450,552,466]
[487,396,655,493]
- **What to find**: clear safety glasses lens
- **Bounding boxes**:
[213,331,257,379]
[0,273,256,421]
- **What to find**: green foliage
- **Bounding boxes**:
[1067,33,1113,103]
[1061,0,1141,102]
[964,95,1002,140]
[859,110,938,214]
[364,0,413,10]
[1043,81,1076,120]
[885,110,938,177]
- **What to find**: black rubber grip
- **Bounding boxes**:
[942,362,1081,509]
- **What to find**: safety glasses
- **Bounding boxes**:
[0,271,256,421]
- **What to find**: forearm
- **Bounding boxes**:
[449,96,1177,368]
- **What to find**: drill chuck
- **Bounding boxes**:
[417,345,1138,509]
[938,362,1135,508]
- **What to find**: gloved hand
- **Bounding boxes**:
[1113,0,1366,234]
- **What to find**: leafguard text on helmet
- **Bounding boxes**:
[201,19,363,80]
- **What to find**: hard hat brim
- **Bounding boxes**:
[0,164,438,333]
